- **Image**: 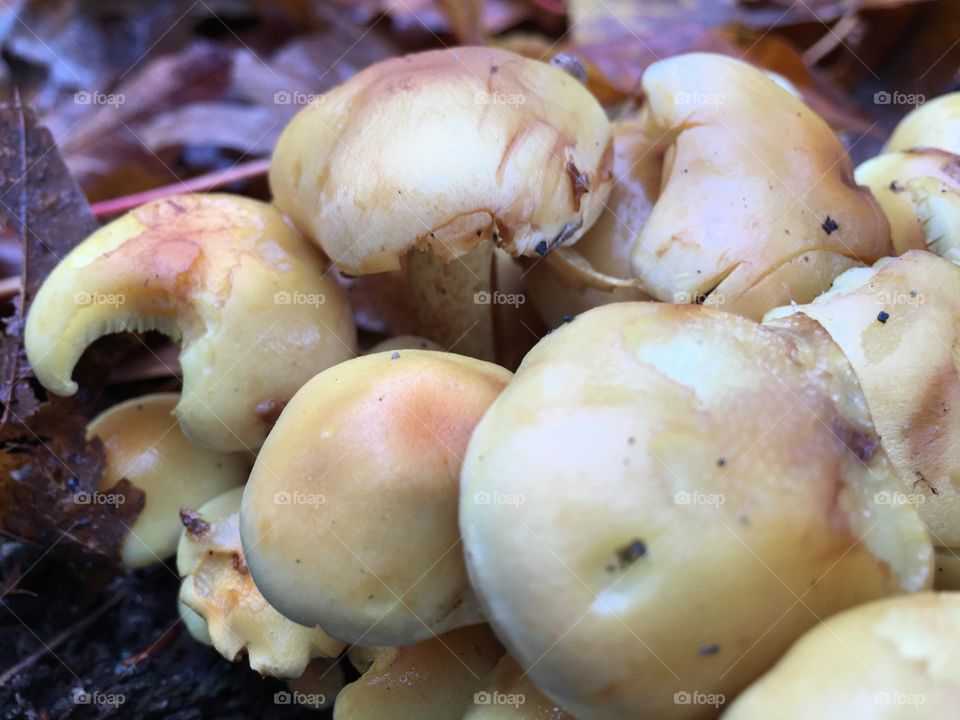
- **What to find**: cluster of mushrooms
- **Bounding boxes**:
[22,46,960,718]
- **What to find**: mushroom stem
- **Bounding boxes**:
[406,244,497,361]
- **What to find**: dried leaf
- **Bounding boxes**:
[0,100,144,560]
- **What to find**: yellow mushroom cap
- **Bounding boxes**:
[241,350,512,646]
[526,118,655,327]
[177,487,345,678]
[334,625,503,720]
[854,149,960,256]
[461,302,931,720]
[87,393,249,568]
[25,193,357,452]
[269,46,613,275]
[631,53,891,320]
[885,92,960,155]
[725,592,960,719]
[765,251,960,548]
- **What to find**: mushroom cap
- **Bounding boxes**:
[177,487,345,678]
[935,548,960,591]
[526,119,655,327]
[886,92,960,155]
[461,302,931,720]
[87,393,249,568]
[765,251,960,547]
[630,53,891,320]
[854,149,960,256]
[334,625,503,720]
[25,193,357,452]
[270,46,613,275]
[464,654,575,720]
[241,350,512,646]
[366,334,444,353]
[724,592,960,719]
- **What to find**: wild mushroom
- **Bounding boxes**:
[854,150,960,256]
[765,251,960,549]
[724,592,960,719]
[269,46,613,359]
[334,625,503,720]
[464,654,575,720]
[854,93,960,260]
[87,393,249,568]
[630,53,891,320]
[177,487,345,678]
[526,118,655,327]
[25,193,357,452]
[240,350,511,646]
[885,92,960,155]
[461,303,931,719]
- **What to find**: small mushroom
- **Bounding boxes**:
[724,593,960,719]
[87,393,249,568]
[177,487,345,678]
[25,193,357,452]
[526,118,655,327]
[885,91,960,155]
[240,350,512,646]
[765,251,960,548]
[334,625,504,720]
[461,303,931,719]
[854,149,960,256]
[464,654,575,720]
[630,53,891,319]
[270,46,613,358]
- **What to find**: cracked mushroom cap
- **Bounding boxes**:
[765,251,960,548]
[177,487,345,678]
[461,303,931,720]
[25,193,357,452]
[854,149,960,257]
[240,350,512,646]
[725,592,960,719]
[334,625,503,720]
[526,118,655,327]
[87,393,249,568]
[269,46,613,275]
[885,92,960,156]
[630,53,891,320]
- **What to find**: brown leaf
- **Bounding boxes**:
[0,99,144,560]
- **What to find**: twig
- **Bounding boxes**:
[121,619,182,666]
[89,157,271,218]
[803,12,861,66]
[0,590,127,687]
